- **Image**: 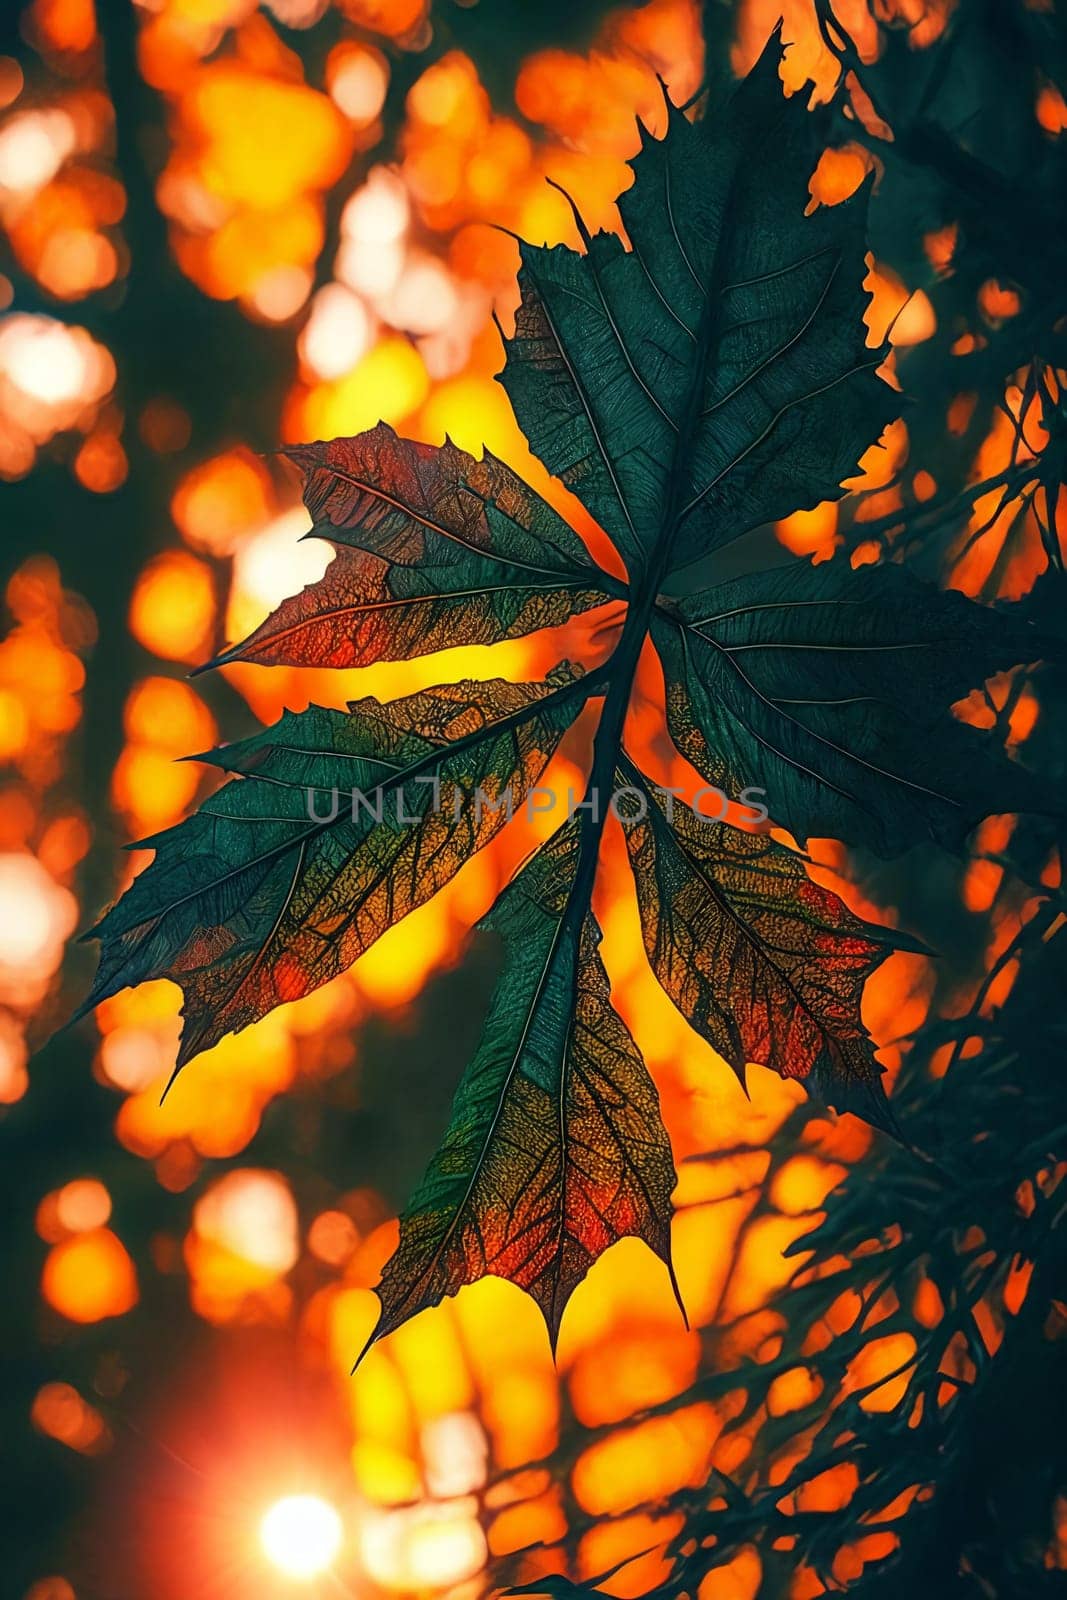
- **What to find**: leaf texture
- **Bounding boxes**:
[77,33,1063,1354]
[619,758,923,1131]
[207,425,618,672]
[653,558,1060,854]
[78,673,591,1069]
[368,822,677,1352]
[498,36,896,579]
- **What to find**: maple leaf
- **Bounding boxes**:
[78,34,1060,1350]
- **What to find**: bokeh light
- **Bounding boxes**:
[41,1228,139,1324]
[260,1494,344,1580]
[299,281,373,379]
[0,851,78,1006]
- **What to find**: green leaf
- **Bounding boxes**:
[618,758,926,1132]
[78,672,591,1072]
[205,425,619,672]
[366,821,678,1354]
[77,32,1063,1354]
[653,558,1061,854]
[498,36,896,580]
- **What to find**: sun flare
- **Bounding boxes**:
[259,1494,343,1581]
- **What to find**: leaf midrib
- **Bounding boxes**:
[89,669,603,963]
[621,757,861,1066]
[218,579,612,664]
[305,463,600,583]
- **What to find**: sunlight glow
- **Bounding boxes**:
[260,1494,343,1580]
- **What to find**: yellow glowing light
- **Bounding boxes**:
[383,254,457,335]
[340,166,409,244]
[171,448,272,555]
[55,1178,112,1234]
[0,315,89,405]
[0,851,77,998]
[299,282,372,380]
[99,1023,172,1093]
[360,1499,487,1591]
[0,315,114,455]
[0,109,75,195]
[194,1168,300,1274]
[185,66,352,213]
[335,234,404,300]
[41,1227,139,1324]
[127,550,216,663]
[248,264,313,323]
[329,47,389,126]
[260,1494,343,1580]
[231,508,331,618]
[293,335,428,445]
